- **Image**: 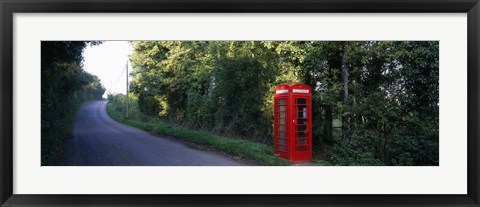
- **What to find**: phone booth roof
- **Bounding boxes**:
[274,82,311,95]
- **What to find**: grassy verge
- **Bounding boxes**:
[106,102,289,166]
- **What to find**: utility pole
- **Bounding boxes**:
[126,61,129,119]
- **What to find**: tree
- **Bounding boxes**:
[340,42,350,143]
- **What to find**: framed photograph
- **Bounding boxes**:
[1,0,479,206]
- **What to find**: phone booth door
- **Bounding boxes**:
[291,96,312,163]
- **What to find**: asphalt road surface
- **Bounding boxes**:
[60,100,242,166]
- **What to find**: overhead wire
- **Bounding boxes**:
[110,63,128,94]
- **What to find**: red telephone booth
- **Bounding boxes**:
[274,82,312,164]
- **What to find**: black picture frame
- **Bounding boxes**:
[1,0,479,206]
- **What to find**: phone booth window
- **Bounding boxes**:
[277,98,287,151]
[295,98,309,152]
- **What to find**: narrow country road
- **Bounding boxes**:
[60,100,242,166]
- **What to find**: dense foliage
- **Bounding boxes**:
[126,41,438,166]
[41,41,105,165]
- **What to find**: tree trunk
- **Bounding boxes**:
[341,47,350,143]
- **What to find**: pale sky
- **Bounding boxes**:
[82,41,133,97]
